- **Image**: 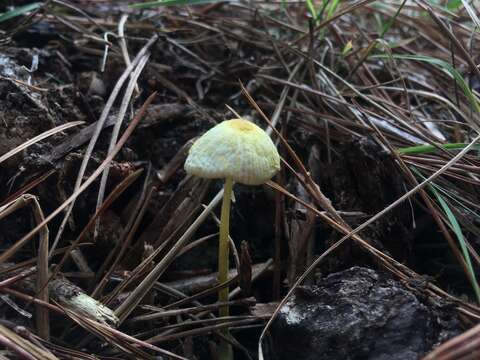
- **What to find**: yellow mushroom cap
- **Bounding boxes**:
[184,119,280,185]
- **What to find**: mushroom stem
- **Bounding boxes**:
[218,177,233,359]
[218,177,233,316]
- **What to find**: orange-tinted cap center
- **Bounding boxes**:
[228,119,256,132]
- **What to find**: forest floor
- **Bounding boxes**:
[1,1,480,359]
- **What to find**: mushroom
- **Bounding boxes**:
[185,118,280,354]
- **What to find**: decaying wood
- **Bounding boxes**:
[0,265,118,327]
[49,278,118,326]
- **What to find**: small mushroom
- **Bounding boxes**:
[185,118,280,186]
[185,118,280,356]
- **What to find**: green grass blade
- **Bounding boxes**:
[379,0,407,38]
[412,167,480,303]
[130,0,227,9]
[0,2,41,23]
[317,0,341,36]
[325,0,341,19]
[428,181,480,220]
[448,0,462,10]
[317,0,330,21]
[305,0,318,21]
[431,187,480,303]
[397,143,480,155]
[372,54,480,113]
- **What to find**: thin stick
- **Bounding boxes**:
[114,188,224,322]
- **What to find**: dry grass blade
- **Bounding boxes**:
[130,298,255,323]
[32,198,49,341]
[0,195,49,339]
[71,314,189,360]
[0,92,157,264]
[114,188,224,322]
[423,322,480,360]
[258,134,480,357]
[146,317,260,345]
[0,324,58,360]
[0,121,84,165]
[240,82,345,224]
[91,168,153,298]
[60,306,155,359]
[417,0,480,80]
[51,34,158,254]
[1,286,185,359]
[0,170,56,207]
[368,117,480,297]
[94,53,150,237]
[4,1,480,358]
[0,267,36,289]
[47,168,143,288]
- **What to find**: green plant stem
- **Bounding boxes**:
[397,142,480,155]
[218,177,233,314]
[218,177,233,359]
